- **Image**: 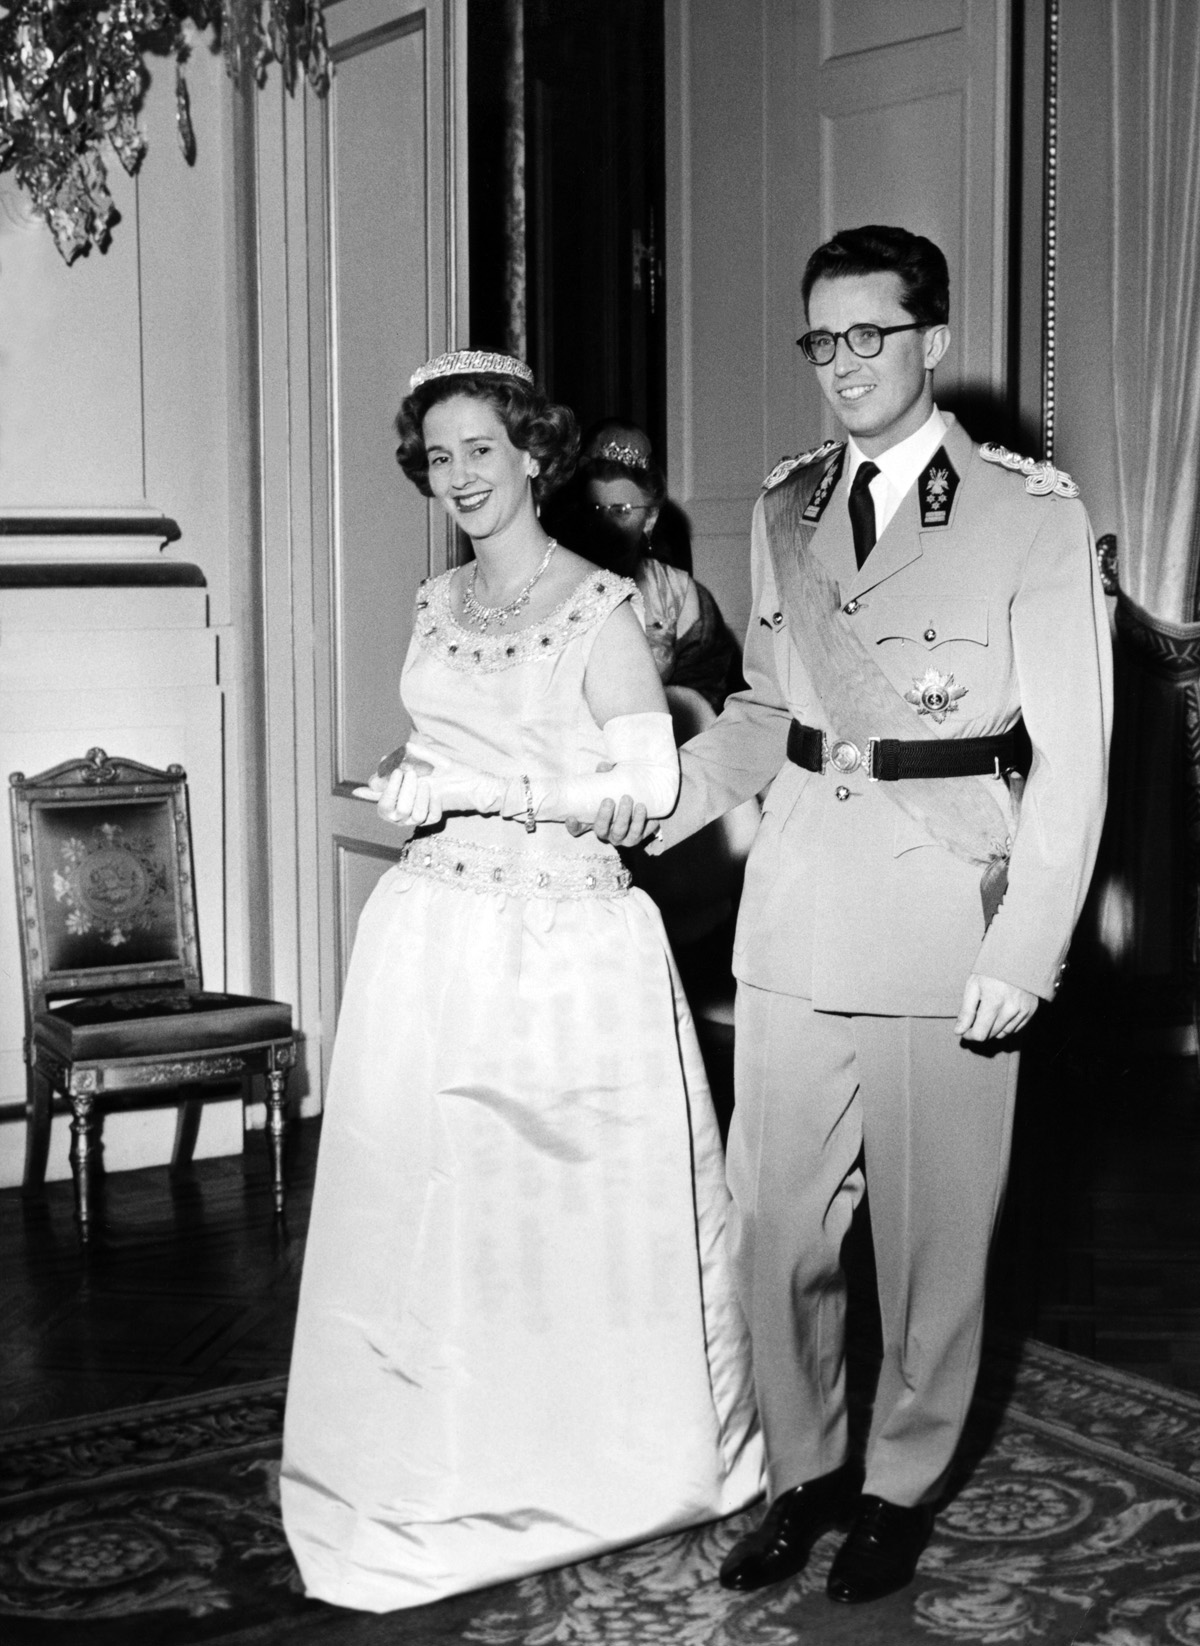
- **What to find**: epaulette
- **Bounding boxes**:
[762,439,842,492]
[980,443,1080,499]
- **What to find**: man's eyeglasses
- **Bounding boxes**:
[796,321,925,366]
[589,502,649,522]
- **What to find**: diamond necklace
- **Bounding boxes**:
[461,539,558,632]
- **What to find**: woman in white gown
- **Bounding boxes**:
[280,349,763,1612]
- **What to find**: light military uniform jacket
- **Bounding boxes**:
[655,414,1113,1017]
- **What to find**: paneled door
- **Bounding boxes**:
[666,0,1014,640]
[307,0,467,1093]
[810,0,1011,432]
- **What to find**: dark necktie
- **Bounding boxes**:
[848,461,880,570]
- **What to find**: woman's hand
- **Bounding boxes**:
[352,754,441,826]
[352,742,505,825]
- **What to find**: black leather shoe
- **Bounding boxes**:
[719,1463,861,1592]
[826,1494,934,1603]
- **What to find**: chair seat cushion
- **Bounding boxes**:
[35,989,293,1062]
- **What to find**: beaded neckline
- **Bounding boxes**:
[413,568,636,672]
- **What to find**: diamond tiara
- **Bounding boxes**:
[591,440,650,470]
[409,350,535,392]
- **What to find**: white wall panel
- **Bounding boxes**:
[138,36,238,626]
[0,171,144,508]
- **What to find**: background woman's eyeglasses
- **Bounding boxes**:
[589,502,650,521]
[796,321,925,366]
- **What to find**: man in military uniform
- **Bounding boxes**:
[595,225,1112,1603]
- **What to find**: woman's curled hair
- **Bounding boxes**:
[395,374,579,504]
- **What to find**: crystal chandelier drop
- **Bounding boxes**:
[0,1,330,264]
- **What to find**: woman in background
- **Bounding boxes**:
[280,351,762,1613]
[564,422,758,976]
[567,421,742,714]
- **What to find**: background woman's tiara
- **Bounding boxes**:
[592,440,650,471]
[409,350,535,391]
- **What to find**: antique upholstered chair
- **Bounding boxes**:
[9,748,296,1243]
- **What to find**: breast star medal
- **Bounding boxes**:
[905,667,967,722]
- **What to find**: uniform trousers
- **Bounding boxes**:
[728,983,1019,1507]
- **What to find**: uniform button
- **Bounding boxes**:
[835,785,851,802]
[771,611,784,627]
[924,627,937,642]
[843,599,860,615]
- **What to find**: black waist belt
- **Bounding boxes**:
[785,719,1028,782]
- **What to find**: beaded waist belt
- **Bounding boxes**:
[398,835,632,900]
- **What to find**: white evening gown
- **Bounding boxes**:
[281,569,763,1612]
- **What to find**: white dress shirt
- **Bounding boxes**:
[846,406,948,540]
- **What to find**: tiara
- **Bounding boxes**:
[592,440,650,470]
[409,350,534,391]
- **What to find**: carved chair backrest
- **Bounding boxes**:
[9,748,202,1028]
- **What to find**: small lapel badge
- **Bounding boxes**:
[802,448,846,522]
[905,667,967,722]
[918,450,960,526]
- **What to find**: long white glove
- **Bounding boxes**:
[354,745,504,827]
[356,714,678,829]
[501,712,679,825]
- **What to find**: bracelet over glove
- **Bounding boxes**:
[396,713,679,829]
[502,711,680,825]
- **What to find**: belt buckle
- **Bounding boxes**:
[867,737,880,781]
[827,738,862,775]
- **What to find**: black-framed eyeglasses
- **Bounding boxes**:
[796,321,925,366]
[589,502,649,521]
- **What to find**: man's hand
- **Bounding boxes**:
[568,795,656,846]
[955,974,1039,1042]
[561,765,659,846]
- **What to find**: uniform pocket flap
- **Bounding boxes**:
[872,596,989,649]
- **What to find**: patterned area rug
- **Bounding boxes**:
[2,1339,1200,1645]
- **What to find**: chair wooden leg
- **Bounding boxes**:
[266,1068,288,1216]
[171,1088,204,1172]
[22,1067,53,1195]
[69,1091,100,1245]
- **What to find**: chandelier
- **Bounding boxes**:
[0,1,330,264]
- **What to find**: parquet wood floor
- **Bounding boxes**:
[1,990,1197,1435]
[0,1125,315,1432]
